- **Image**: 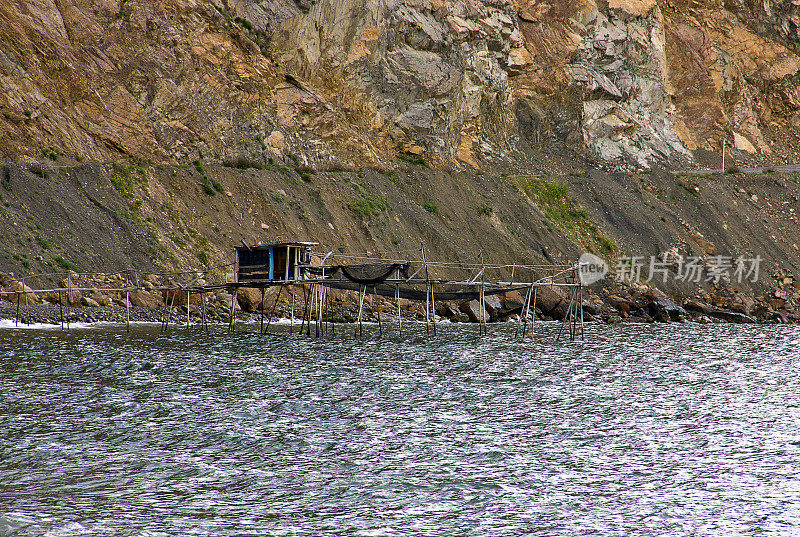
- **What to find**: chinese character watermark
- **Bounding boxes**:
[607,254,762,285]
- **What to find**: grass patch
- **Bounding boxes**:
[424,203,438,215]
[348,193,388,217]
[35,235,50,249]
[234,16,252,31]
[54,255,79,271]
[508,175,617,257]
[679,180,699,196]
[476,205,493,217]
[398,151,426,166]
[197,250,209,266]
[193,160,206,175]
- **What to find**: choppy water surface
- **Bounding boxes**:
[2,321,800,536]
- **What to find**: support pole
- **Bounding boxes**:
[160,294,168,332]
[266,285,284,333]
[66,274,71,330]
[59,290,64,331]
[201,292,207,331]
[228,288,237,332]
[721,139,726,173]
[314,284,321,338]
[186,291,191,328]
[479,252,486,337]
[424,285,430,336]
[421,242,430,337]
[374,286,382,338]
[290,286,295,334]
[356,285,366,337]
[579,281,585,341]
[300,285,309,336]
[557,286,576,342]
[522,283,535,339]
[516,284,531,339]
[15,292,20,327]
[305,285,312,336]
[126,290,131,333]
[430,283,436,336]
[260,288,266,334]
[396,284,402,336]
[327,285,334,335]
[168,292,176,332]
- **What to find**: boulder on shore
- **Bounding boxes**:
[237,287,263,312]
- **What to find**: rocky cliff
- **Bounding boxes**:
[2,0,800,170]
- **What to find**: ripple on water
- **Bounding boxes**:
[1,322,800,536]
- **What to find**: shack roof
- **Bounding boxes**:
[235,241,319,250]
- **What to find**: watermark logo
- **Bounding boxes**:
[615,255,761,284]
[579,252,609,285]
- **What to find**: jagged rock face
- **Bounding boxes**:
[0,0,280,163]
[273,0,520,167]
[663,0,800,156]
[0,0,799,170]
[273,0,800,169]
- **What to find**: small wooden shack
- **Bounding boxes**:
[234,242,318,283]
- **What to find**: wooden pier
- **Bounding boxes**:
[5,241,587,341]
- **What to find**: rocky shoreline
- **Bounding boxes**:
[2,282,797,329]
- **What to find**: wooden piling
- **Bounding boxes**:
[579,281,585,341]
[305,285,312,336]
[126,290,130,333]
[201,291,208,331]
[186,291,191,327]
[356,285,365,337]
[518,284,532,339]
[421,241,430,337]
[396,284,402,336]
[66,274,71,330]
[266,285,283,333]
[59,290,64,331]
[160,295,168,332]
[290,286,295,335]
[557,285,575,342]
[314,282,324,337]
[430,283,436,336]
[228,288,236,332]
[373,286,382,337]
[260,288,266,334]
[170,292,176,331]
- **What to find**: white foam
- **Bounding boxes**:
[0,319,161,330]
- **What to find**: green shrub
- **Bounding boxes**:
[398,151,426,166]
[508,174,617,258]
[476,205,493,216]
[348,194,388,217]
[54,256,78,271]
[193,160,206,175]
[424,203,438,215]
[202,179,215,196]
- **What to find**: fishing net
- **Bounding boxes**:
[305,263,411,285]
